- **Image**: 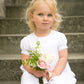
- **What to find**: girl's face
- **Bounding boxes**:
[31,2,54,31]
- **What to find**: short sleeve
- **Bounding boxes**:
[58,33,68,51]
[20,37,30,55]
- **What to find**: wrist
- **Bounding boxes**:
[51,71,57,77]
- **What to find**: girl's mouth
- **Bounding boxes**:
[42,22,49,24]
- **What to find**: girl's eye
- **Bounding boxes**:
[38,13,43,16]
[48,14,52,17]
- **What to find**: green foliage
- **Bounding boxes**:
[35,41,40,49]
[22,41,41,68]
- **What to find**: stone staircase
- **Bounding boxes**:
[0,0,84,84]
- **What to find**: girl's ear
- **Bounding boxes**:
[30,13,34,21]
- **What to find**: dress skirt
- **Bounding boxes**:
[20,65,77,84]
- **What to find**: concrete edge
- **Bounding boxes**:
[0,53,84,60]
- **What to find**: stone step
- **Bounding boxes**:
[0,36,22,54]
[0,53,84,81]
[5,0,29,6]
[0,19,29,34]
[0,81,84,84]
[58,1,84,16]
[0,53,84,60]
[0,17,84,34]
[0,34,84,54]
[0,81,20,84]
[60,17,84,33]
[66,34,84,53]
[5,0,84,18]
[6,6,25,19]
[5,0,84,6]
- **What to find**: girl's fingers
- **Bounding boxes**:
[46,72,50,81]
[36,71,46,77]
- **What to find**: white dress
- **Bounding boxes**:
[20,30,77,84]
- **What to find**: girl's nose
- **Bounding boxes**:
[43,16,48,21]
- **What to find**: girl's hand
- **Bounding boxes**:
[32,69,46,77]
[22,54,46,77]
[46,72,56,81]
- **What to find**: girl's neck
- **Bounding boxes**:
[34,29,51,37]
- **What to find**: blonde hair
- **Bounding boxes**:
[25,0,62,32]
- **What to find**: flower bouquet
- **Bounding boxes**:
[22,41,49,72]
[22,41,56,84]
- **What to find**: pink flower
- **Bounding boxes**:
[37,59,48,69]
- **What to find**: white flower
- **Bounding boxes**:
[40,53,56,65]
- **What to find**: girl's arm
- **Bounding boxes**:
[46,48,68,80]
[22,54,45,77]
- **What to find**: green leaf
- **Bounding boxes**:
[21,60,25,65]
[27,50,32,52]
[36,41,40,46]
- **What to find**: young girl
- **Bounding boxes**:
[20,0,77,84]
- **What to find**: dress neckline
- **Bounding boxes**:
[33,30,54,39]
